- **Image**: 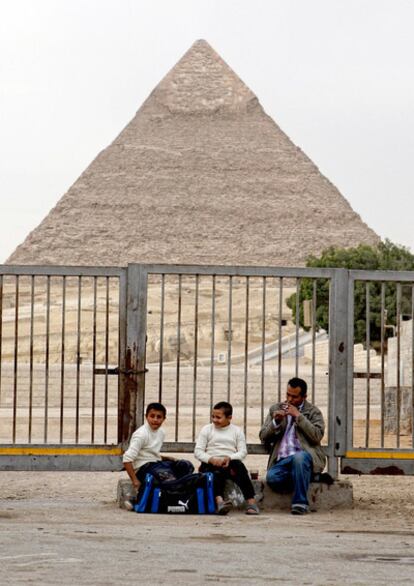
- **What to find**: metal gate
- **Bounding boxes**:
[341,269,414,475]
[0,265,126,470]
[1,263,414,474]
[125,264,339,475]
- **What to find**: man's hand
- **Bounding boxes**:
[273,408,287,423]
[285,404,300,419]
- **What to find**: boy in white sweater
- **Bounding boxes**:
[123,402,193,494]
[194,401,259,515]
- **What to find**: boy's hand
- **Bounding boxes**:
[132,478,141,491]
[208,456,231,467]
[208,456,226,467]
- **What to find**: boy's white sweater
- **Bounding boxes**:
[194,423,247,464]
[122,422,165,471]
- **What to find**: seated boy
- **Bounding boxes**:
[123,402,193,506]
[194,401,259,515]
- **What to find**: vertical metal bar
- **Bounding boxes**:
[311,280,317,404]
[412,285,414,449]
[175,274,182,441]
[0,275,3,405]
[44,276,50,443]
[117,269,128,445]
[260,277,266,425]
[396,283,401,448]
[295,278,300,377]
[278,278,283,402]
[123,264,148,443]
[346,276,355,453]
[380,283,385,447]
[28,276,35,443]
[209,275,216,412]
[104,276,110,443]
[227,276,233,402]
[12,276,19,443]
[91,277,97,443]
[59,276,66,443]
[329,269,349,478]
[113,277,121,444]
[75,276,81,443]
[243,277,250,434]
[192,275,199,442]
[365,282,371,447]
[158,274,165,402]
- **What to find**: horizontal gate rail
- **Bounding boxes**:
[0,265,125,277]
[143,264,336,278]
[0,444,123,471]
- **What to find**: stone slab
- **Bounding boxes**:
[263,479,353,512]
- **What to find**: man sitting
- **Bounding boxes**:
[259,377,326,515]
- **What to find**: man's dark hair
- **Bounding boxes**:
[145,402,167,417]
[287,377,307,397]
[213,401,233,418]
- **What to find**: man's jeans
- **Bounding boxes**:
[266,451,312,506]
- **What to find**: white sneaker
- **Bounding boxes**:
[124,499,134,511]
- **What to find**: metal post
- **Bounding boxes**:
[117,269,127,445]
[328,269,349,478]
[123,264,148,444]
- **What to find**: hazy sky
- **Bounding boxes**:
[1,0,413,263]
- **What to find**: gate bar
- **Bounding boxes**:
[329,269,349,476]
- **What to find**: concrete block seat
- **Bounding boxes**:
[262,479,353,512]
[117,477,352,512]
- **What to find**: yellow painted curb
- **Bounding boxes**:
[0,446,122,456]
[345,450,414,460]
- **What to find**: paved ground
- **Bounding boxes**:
[1,471,414,585]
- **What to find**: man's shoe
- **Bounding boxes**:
[124,499,134,511]
[291,504,308,515]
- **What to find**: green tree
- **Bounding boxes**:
[286,240,414,346]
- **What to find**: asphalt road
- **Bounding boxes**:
[1,472,414,585]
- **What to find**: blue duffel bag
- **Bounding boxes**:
[135,471,215,514]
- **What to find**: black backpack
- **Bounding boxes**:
[134,472,215,514]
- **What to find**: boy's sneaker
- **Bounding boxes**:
[124,499,135,511]
[291,504,309,515]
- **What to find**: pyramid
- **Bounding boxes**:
[7,40,379,267]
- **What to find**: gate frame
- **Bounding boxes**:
[341,269,414,475]
[3,263,414,474]
[0,264,127,471]
[127,263,339,477]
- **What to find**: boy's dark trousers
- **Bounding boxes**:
[136,459,194,484]
[199,460,255,500]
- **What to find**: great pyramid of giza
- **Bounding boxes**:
[7,40,379,267]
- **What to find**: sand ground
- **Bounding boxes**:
[1,465,414,586]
